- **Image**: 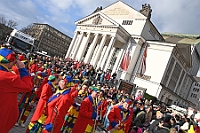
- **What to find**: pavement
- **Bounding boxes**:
[9,94,106,133]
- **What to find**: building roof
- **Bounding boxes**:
[162,32,200,45]
[193,76,200,83]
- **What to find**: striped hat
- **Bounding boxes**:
[0,48,16,63]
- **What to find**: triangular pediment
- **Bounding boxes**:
[101,1,147,20]
[75,12,119,27]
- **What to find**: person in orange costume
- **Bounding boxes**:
[108,99,133,133]
[27,75,58,132]
[72,87,99,133]
[43,76,73,133]
[0,47,33,133]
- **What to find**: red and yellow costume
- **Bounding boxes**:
[43,88,72,133]
[72,95,98,133]
[98,98,109,121]
[108,105,133,133]
[27,80,56,132]
[17,89,37,125]
[61,89,88,132]
[0,48,33,133]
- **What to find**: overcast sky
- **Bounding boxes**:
[1,0,200,37]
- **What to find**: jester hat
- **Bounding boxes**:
[64,75,74,87]
[0,48,16,63]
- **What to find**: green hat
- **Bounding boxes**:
[48,75,56,81]
[91,86,100,92]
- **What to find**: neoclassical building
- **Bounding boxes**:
[66,1,163,81]
[66,1,199,108]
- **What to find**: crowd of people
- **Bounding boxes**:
[0,45,200,133]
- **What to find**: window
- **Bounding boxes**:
[149,28,155,37]
[162,57,175,86]
[122,20,133,25]
[175,71,185,93]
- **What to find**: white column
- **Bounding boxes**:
[104,47,116,71]
[72,32,84,59]
[97,45,107,69]
[65,31,78,58]
[76,32,91,61]
[84,33,99,63]
[100,36,116,69]
[112,48,123,74]
[90,44,99,64]
[92,34,107,67]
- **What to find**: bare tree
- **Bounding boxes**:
[0,14,17,42]
[7,19,18,28]
[0,14,7,25]
[20,23,33,34]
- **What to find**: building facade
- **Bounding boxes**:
[66,1,163,81]
[29,23,72,57]
[66,1,200,108]
[134,40,195,108]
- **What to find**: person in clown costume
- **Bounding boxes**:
[15,71,47,128]
[0,47,33,133]
[108,99,133,133]
[61,83,88,133]
[43,76,74,133]
[72,86,99,133]
[27,74,58,133]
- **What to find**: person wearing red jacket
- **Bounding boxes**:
[104,71,111,83]
[0,48,33,133]
[27,75,58,132]
[29,60,38,74]
[72,87,99,133]
[34,71,48,99]
[108,99,133,133]
[61,83,88,133]
[97,91,110,121]
[43,77,73,133]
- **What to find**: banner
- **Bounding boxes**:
[120,40,133,71]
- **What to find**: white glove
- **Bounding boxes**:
[115,124,119,129]
[96,115,100,120]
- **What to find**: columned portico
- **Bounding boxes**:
[71,32,84,59]
[97,45,107,69]
[76,32,91,61]
[100,36,116,69]
[84,33,99,63]
[91,34,107,67]
[112,48,124,74]
[66,31,78,58]
[90,44,99,64]
[104,47,116,71]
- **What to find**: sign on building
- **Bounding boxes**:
[118,79,136,94]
